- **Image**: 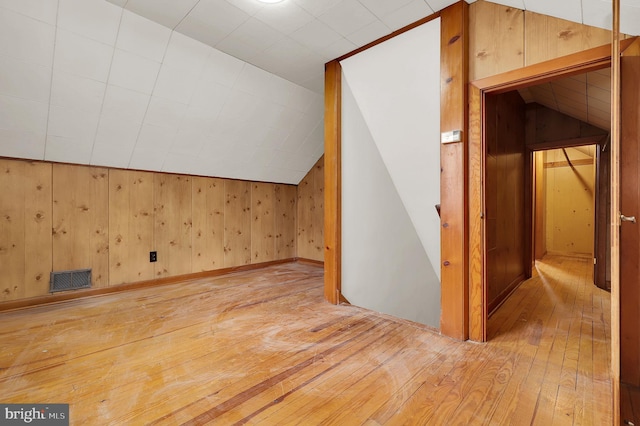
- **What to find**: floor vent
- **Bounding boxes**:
[50,269,92,293]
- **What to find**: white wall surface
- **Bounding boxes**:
[0,0,323,184]
[340,18,441,328]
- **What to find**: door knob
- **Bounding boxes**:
[621,214,637,223]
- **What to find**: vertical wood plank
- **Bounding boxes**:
[297,168,314,260]
[469,1,524,80]
[324,60,341,304]
[524,12,612,67]
[312,158,324,261]
[275,184,296,260]
[224,180,251,267]
[154,174,192,278]
[440,1,469,340]
[52,164,109,287]
[251,182,275,264]
[192,177,225,272]
[612,2,622,423]
[0,160,26,301]
[468,85,485,342]
[109,170,154,286]
[23,161,52,298]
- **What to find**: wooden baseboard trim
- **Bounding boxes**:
[295,258,324,267]
[0,258,296,313]
[488,274,526,316]
[339,293,351,305]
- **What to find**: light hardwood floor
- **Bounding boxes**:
[0,255,611,425]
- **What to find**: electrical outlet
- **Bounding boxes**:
[150,251,157,262]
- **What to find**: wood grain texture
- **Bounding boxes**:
[23,162,52,298]
[251,182,275,264]
[52,164,109,287]
[109,169,154,286]
[324,61,341,305]
[191,176,225,272]
[0,256,611,424]
[0,159,26,301]
[620,51,640,386]
[524,11,612,67]
[274,184,296,260]
[469,0,616,81]
[612,5,622,424]
[440,1,469,340]
[469,1,524,80]
[484,91,527,312]
[297,156,324,262]
[224,180,251,267]
[468,85,485,342]
[154,174,192,278]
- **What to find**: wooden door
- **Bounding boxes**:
[620,41,640,387]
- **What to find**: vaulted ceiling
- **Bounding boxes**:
[0,0,636,184]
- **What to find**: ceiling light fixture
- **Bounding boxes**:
[257,0,285,3]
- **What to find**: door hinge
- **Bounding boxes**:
[593,258,597,265]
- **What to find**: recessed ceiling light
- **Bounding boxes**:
[257,0,284,3]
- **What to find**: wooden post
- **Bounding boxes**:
[324,60,341,304]
[610,0,621,423]
[440,1,469,340]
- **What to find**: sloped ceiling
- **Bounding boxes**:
[0,0,633,183]
[519,68,611,131]
[106,0,470,93]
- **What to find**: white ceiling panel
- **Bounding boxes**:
[108,49,161,94]
[254,1,314,35]
[0,0,58,24]
[50,71,106,114]
[54,29,114,82]
[346,20,391,47]
[0,57,51,104]
[0,95,49,136]
[381,0,434,31]
[318,0,378,37]
[58,0,121,45]
[0,8,55,67]
[358,0,414,19]
[116,11,172,62]
[125,0,199,29]
[101,85,151,123]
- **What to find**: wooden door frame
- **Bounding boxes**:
[468,39,634,343]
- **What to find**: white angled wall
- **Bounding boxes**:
[0,0,323,184]
[340,18,441,328]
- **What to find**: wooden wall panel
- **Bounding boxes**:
[0,158,299,306]
[524,12,612,67]
[275,184,296,260]
[469,0,615,81]
[224,180,251,267]
[251,182,275,263]
[0,159,27,301]
[52,164,109,287]
[23,162,52,298]
[297,156,324,262]
[311,158,324,260]
[154,175,192,278]
[192,177,225,272]
[485,91,527,312]
[469,1,524,81]
[109,169,154,286]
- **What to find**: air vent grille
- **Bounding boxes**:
[50,269,92,293]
